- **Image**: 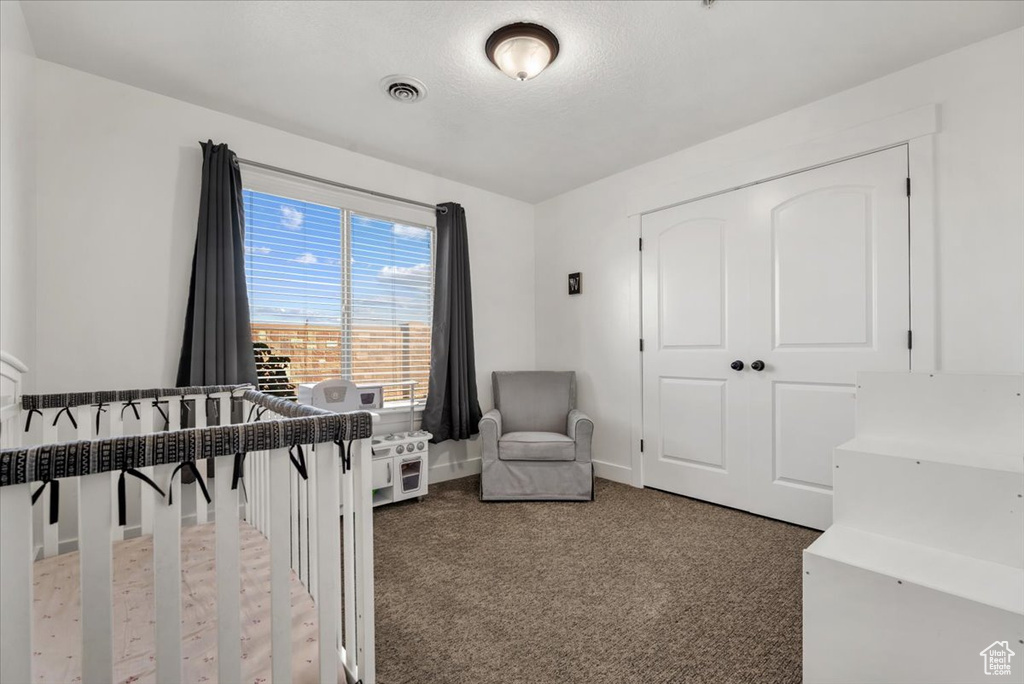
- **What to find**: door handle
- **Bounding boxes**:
[751,360,765,371]
[730,360,744,371]
[387,462,392,483]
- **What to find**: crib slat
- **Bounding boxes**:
[251,449,259,533]
[193,397,209,525]
[139,402,156,536]
[167,393,182,430]
[290,465,299,579]
[314,442,340,684]
[255,448,262,535]
[307,445,319,604]
[255,417,265,536]
[109,405,124,542]
[353,437,376,684]
[41,408,59,444]
[261,434,271,537]
[252,449,260,533]
[153,462,182,683]
[79,471,114,682]
[298,461,308,589]
[256,454,264,534]
[215,453,241,683]
[269,447,292,683]
[0,483,33,683]
[76,405,96,440]
[41,408,59,557]
[76,406,93,558]
[341,456,356,671]
[243,401,254,523]
[218,394,231,427]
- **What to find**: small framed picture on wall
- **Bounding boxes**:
[568,272,582,295]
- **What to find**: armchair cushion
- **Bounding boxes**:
[498,431,575,462]
[493,371,576,434]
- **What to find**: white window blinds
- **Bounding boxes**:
[243,188,433,403]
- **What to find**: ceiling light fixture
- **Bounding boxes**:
[485,22,559,81]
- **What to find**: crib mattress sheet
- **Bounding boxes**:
[32,520,336,684]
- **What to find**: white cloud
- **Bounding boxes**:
[378,262,431,281]
[392,224,430,240]
[294,253,319,265]
[280,206,304,230]
[245,245,272,255]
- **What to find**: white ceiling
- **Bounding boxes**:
[20,1,1024,202]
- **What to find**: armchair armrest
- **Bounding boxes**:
[567,409,594,463]
[479,409,502,464]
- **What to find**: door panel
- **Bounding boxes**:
[642,193,750,510]
[773,188,873,348]
[642,145,910,530]
[659,377,727,470]
[748,146,910,528]
[772,381,856,491]
[658,220,726,349]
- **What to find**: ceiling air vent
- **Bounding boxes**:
[380,75,428,103]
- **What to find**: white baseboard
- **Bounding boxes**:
[429,457,481,484]
[594,460,635,486]
[428,457,633,486]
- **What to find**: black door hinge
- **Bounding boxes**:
[639,237,643,251]
[907,330,913,350]
[640,439,644,453]
[639,338,644,352]
[906,177,911,197]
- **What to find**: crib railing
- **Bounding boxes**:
[0,382,376,684]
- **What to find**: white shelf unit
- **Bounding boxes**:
[803,372,1024,684]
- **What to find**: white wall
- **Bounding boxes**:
[23,28,1024,488]
[0,1,37,384]
[34,61,535,477]
[534,28,1024,482]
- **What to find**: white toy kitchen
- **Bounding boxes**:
[298,378,430,507]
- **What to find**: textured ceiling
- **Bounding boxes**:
[20,0,1024,202]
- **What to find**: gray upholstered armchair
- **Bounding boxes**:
[479,371,594,501]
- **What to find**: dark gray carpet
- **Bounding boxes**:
[373,476,819,684]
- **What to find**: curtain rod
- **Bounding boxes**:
[234,155,447,214]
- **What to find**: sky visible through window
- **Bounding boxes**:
[243,189,433,327]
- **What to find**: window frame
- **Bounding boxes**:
[241,165,436,406]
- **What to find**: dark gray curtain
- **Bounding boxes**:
[423,202,482,442]
[175,141,258,387]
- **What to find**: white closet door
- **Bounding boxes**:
[745,146,910,529]
[641,191,752,510]
[641,145,910,529]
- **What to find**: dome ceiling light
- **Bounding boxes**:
[485,22,560,81]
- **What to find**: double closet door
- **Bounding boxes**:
[641,146,910,530]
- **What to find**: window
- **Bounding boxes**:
[243,186,433,404]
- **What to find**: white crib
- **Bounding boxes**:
[0,353,376,684]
